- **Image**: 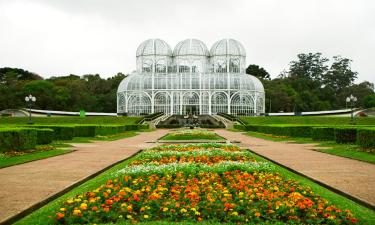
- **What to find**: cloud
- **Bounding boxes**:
[0,0,374,83]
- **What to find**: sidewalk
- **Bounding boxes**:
[0,129,168,223]
[216,129,375,208]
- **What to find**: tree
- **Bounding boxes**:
[323,56,357,92]
[245,64,270,80]
[364,94,375,108]
[288,53,329,82]
[337,81,374,108]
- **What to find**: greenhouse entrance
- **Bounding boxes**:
[183,105,199,115]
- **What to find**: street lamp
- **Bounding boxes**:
[25,94,36,124]
[346,94,357,123]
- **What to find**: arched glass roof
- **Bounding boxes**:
[173,39,209,56]
[136,39,172,57]
[210,39,246,56]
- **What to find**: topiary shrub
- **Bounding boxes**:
[311,127,335,141]
[0,128,37,152]
[357,128,375,148]
[35,128,54,144]
[95,125,122,136]
[334,127,357,143]
[74,125,96,137]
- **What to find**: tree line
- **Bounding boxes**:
[0,52,374,113]
[246,53,374,112]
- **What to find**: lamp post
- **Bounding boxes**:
[25,94,36,124]
[346,94,357,123]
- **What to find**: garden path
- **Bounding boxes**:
[0,129,168,224]
[216,129,375,209]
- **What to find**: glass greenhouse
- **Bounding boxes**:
[117,39,265,116]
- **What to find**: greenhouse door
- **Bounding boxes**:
[184,105,198,115]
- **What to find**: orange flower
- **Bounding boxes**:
[255,212,261,217]
[56,212,64,220]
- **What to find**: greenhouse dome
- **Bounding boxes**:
[117,38,265,116]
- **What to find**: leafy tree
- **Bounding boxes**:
[323,56,357,92]
[364,94,375,108]
[246,64,270,80]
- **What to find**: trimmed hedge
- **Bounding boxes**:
[35,128,54,144]
[0,128,37,152]
[237,125,313,138]
[311,127,335,141]
[357,128,375,148]
[32,125,75,140]
[334,127,357,143]
[74,125,96,137]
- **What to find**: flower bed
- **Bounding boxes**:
[53,143,358,224]
[160,129,224,140]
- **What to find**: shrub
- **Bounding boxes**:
[233,124,246,131]
[95,125,122,136]
[357,128,375,148]
[156,124,182,128]
[334,127,357,143]
[0,128,37,152]
[242,125,313,138]
[35,128,54,144]
[74,125,96,137]
[311,127,335,141]
[32,125,74,140]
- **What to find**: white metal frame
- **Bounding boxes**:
[117,39,265,116]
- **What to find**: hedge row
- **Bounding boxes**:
[0,128,37,152]
[0,124,148,152]
[235,124,375,148]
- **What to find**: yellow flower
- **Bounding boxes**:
[144,215,149,219]
[106,189,112,194]
[66,199,74,204]
[274,186,279,191]
[60,208,66,212]
[163,207,169,212]
[126,215,132,219]
[231,211,238,216]
[74,198,81,203]
[190,208,196,211]
[80,203,88,210]
[180,208,187,213]
[73,209,81,216]
[195,211,201,215]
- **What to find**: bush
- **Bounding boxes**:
[32,125,74,140]
[35,128,54,144]
[311,127,335,141]
[233,124,246,131]
[74,125,96,137]
[334,127,357,143]
[95,125,122,136]
[0,128,37,152]
[357,128,375,148]
[156,124,182,128]
[240,125,313,138]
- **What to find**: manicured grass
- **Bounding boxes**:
[240,116,375,125]
[243,131,375,164]
[0,116,142,125]
[16,144,374,225]
[0,149,73,168]
[161,129,224,140]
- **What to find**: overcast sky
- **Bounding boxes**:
[0,0,374,83]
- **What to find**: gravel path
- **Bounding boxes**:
[0,129,168,223]
[216,129,375,208]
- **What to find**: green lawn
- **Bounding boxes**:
[243,131,375,164]
[16,145,375,225]
[0,149,73,168]
[240,116,375,126]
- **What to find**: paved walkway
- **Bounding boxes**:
[216,129,375,208]
[0,129,168,223]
